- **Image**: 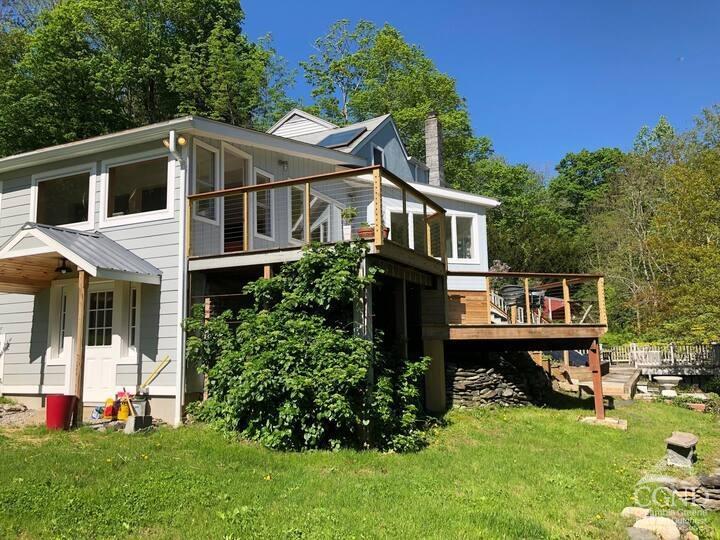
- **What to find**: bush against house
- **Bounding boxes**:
[184,242,430,451]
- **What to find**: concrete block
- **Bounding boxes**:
[124,415,153,434]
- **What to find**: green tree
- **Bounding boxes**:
[0,0,294,156]
[548,147,624,227]
[302,20,492,186]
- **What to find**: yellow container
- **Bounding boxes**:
[117,401,130,421]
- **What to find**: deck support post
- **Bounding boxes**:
[423,339,446,412]
[243,192,250,251]
[72,270,89,427]
[589,339,605,420]
[524,278,531,324]
[562,278,571,323]
[373,168,384,246]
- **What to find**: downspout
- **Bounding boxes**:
[173,136,189,426]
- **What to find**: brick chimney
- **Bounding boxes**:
[425,113,444,186]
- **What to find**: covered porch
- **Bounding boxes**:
[0,223,161,424]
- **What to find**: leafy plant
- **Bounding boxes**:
[185,241,430,451]
[340,206,358,224]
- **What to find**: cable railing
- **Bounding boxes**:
[186,165,446,263]
[448,271,607,327]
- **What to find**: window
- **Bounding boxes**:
[254,169,274,239]
[128,287,138,349]
[390,212,408,247]
[289,186,305,242]
[36,172,90,226]
[412,213,427,255]
[88,291,113,347]
[107,157,168,218]
[445,215,453,258]
[372,144,384,166]
[222,145,250,252]
[194,143,218,222]
[455,216,474,259]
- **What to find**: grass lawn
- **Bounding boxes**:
[1,401,720,539]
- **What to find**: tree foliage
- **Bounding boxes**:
[184,242,430,452]
[0,0,295,156]
[302,20,492,186]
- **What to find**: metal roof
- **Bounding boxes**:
[0,223,161,284]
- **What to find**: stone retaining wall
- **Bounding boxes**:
[446,351,550,407]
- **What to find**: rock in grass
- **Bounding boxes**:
[627,527,660,540]
[621,507,650,520]
[632,517,681,540]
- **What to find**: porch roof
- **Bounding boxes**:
[0,223,161,294]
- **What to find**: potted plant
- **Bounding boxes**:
[357,222,389,240]
[341,206,358,241]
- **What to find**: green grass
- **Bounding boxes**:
[1,402,720,539]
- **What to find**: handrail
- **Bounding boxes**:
[448,270,604,279]
[187,165,446,214]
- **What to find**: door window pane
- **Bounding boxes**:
[456,216,473,259]
[36,173,90,226]
[88,291,113,347]
[108,158,168,218]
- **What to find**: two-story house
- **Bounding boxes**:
[0,110,609,425]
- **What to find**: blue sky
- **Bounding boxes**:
[243,1,720,176]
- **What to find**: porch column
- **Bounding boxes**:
[589,339,605,420]
[424,339,446,412]
[72,270,89,426]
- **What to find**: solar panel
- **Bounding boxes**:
[317,127,367,149]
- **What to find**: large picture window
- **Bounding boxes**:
[194,143,218,222]
[36,172,90,226]
[254,168,274,239]
[389,211,476,261]
[107,157,168,218]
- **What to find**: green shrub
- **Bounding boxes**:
[184,242,431,452]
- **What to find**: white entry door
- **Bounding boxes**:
[83,287,116,402]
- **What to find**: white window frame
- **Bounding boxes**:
[384,206,479,263]
[30,162,97,230]
[127,285,141,362]
[99,149,175,228]
[371,143,385,167]
[253,167,275,242]
[287,187,340,246]
[220,142,252,252]
[192,139,221,226]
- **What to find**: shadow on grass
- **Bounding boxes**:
[543,389,597,411]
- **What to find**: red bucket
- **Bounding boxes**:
[46,394,77,430]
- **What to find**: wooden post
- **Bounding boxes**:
[562,278,571,323]
[486,277,492,324]
[203,297,212,401]
[524,278,531,324]
[263,265,273,279]
[563,350,570,367]
[242,192,249,251]
[439,212,447,265]
[304,182,311,244]
[510,305,518,325]
[373,168,383,246]
[72,270,89,427]
[597,277,607,325]
[589,339,605,420]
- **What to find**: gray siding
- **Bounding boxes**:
[353,122,414,182]
[0,141,183,395]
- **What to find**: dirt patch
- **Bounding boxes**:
[0,403,43,429]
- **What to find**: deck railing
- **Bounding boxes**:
[186,165,446,262]
[448,271,607,326]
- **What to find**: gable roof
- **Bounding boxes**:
[267,108,338,137]
[0,116,365,175]
[289,114,401,154]
[0,223,162,286]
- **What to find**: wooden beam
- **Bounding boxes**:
[524,278,531,324]
[434,323,609,341]
[186,198,192,257]
[486,277,492,323]
[597,277,607,325]
[243,192,250,251]
[562,278,571,324]
[424,203,430,255]
[72,270,89,427]
[448,271,605,279]
[373,168,384,246]
[589,339,605,420]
